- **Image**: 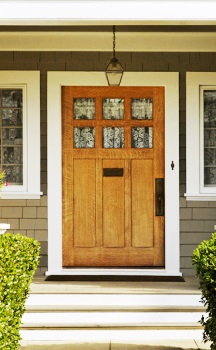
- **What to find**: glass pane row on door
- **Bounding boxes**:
[74,126,153,149]
[73,98,153,120]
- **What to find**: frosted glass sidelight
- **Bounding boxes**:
[3,165,22,184]
[2,128,22,145]
[203,90,216,185]
[2,109,22,126]
[0,89,23,185]
[3,147,23,164]
[1,90,22,108]
[204,168,216,185]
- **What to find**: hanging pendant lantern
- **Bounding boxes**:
[105,25,124,86]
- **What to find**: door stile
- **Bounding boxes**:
[96,158,103,247]
[124,159,131,248]
[62,152,74,266]
[152,87,165,266]
[62,87,74,266]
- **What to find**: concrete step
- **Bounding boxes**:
[20,329,205,342]
[21,310,204,328]
[25,293,204,311]
[21,292,207,343]
[19,278,210,348]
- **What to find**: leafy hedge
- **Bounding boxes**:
[0,233,40,350]
[192,232,216,350]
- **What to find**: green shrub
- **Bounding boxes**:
[0,233,40,350]
[192,232,216,350]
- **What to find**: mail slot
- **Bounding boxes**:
[103,168,124,177]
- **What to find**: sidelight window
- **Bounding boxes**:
[0,71,41,199]
[186,73,216,200]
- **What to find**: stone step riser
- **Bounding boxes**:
[25,293,204,311]
[20,329,205,342]
[21,311,204,328]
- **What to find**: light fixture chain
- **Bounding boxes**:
[113,25,116,57]
[105,24,123,86]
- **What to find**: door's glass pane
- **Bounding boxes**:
[103,127,124,148]
[74,98,95,120]
[2,109,22,126]
[2,90,22,108]
[74,127,95,148]
[132,127,153,148]
[103,98,124,119]
[131,98,153,120]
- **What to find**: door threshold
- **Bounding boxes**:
[45,268,183,281]
[45,275,184,282]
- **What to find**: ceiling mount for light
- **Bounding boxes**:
[105,25,124,86]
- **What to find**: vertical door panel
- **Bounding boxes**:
[73,159,96,247]
[131,159,154,247]
[103,159,125,247]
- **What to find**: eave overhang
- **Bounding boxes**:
[0,1,216,26]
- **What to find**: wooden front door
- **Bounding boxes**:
[62,86,165,267]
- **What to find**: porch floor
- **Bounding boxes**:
[30,276,201,294]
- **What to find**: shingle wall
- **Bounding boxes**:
[0,51,216,276]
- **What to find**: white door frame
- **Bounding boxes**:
[46,71,180,277]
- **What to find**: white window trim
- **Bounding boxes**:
[0,71,42,199]
[186,72,216,201]
[47,71,180,277]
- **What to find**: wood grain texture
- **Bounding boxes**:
[102,159,125,248]
[131,159,154,247]
[73,159,96,247]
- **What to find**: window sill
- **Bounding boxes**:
[1,192,43,200]
[184,193,216,201]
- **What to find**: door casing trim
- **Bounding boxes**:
[46,71,180,277]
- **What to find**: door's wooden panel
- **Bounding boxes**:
[154,215,165,265]
[73,247,154,266]
[73,159,96,247]
[131,159,154,248]
[102,159,125,248]
[62,153,74,266]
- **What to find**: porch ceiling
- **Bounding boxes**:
[0,31,216,51]
[0,1,216,51]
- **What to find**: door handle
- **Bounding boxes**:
[155,178,164,216]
